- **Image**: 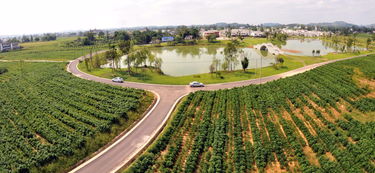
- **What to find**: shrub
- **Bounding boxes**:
[0,67,8,74]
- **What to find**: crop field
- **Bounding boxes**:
[0,37,105,61]
[0,62,152,172]
[127,55,375,173]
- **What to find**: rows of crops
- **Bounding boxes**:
[0,62,150,172]
[127,55,375,173]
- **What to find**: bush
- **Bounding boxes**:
[352,98,375,112]
[0,67,8,74]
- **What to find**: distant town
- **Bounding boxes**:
[1,21,374,53]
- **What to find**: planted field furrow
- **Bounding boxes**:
[128,55,375,173]
[0,62,149,172]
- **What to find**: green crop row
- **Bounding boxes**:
[127,55,375,173]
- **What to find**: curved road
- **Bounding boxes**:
[67,53,372,173]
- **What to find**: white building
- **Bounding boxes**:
[231,29,251,37]
[281,29,331,37]
[250,31,265,37]
[201,30,220,38]
[0,43,20,52]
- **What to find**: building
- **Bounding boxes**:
[250,31,266,37]
[281,29,331,37]
[184,35,194,40]
[161,36,174,42]
[149,39,161,44]
[201,30,220,38]
[0,42,20,52]
[231,29,251,37]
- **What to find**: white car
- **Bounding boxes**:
[112,77,124,83]
[189,81,204,87]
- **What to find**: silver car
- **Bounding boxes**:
[112,77,124,83]
[189,81,204,87]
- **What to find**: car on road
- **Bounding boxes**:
[189,81,204,87]
[112,77,124,83]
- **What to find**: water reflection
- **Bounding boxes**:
[281,39,336,56]
[107,39,356,76]
[111,46,275,76]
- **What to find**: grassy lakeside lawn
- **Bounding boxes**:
[78,51,373,85]
[0,37,106,61]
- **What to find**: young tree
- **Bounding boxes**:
[332,36,339,52]
[316,50,321,56]
[132,49,149,71]
[312,50,315,56]
[98,31,105,38]
[84,58,90,72]
[276,57,284,65]
[346,38,353,52]
[366,38,371,50]
[241,57,249,72]
[223,41,240,71]
[221,61,229,71]
[148,53,156,67]
[352,34,358,52]
[118,40,134,74]
[207,34,218,43]
[104,46,118,73]
[209,63,215,74]
[154,57,163,73]
[340,45,346,53]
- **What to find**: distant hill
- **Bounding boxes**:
[262,23,282,27]
[366,24,375,28]
[307,21,356,28]
[213,22,250,28]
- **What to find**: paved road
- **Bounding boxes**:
[67,53,372,173]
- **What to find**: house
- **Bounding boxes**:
[161,36,174,42]
[231,29,250,37]
[280,29,331,37]
[150,39,161,44]
[184,35,194,40]
[0,42,20,52]
[201,30,220,38]
[250,31,266,37]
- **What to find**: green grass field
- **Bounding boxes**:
[78,50,373,85]
[0,62,153,172]
[0,37,106,61]
[126,55,375,173]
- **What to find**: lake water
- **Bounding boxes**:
[106,39,340,76]
[110,46,276,76]
[149,46,276,76]
[281,39,336,56]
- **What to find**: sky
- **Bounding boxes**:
[1,0,374,36]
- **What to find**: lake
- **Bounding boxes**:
[106,39,339,76]
[281,39,336,56]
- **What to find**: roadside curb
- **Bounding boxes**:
[113,93,188,173]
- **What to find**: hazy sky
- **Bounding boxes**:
[1,0,374,36]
